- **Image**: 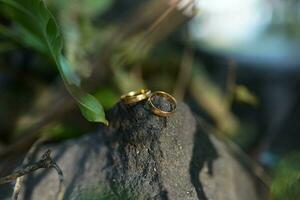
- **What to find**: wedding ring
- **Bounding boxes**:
[120,89,151,104]
[148,91,177,117]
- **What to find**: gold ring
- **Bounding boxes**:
[148,91,177,117]
[120,89,151,104]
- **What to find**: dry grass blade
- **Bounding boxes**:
[173,46,194,100]
[226,59,237,108]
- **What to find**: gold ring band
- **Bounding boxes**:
[148,91,177,117]
[121,89,151,104]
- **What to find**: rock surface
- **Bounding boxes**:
[15,100,260,200]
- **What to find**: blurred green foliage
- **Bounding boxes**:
[94,88,119,109]
[40,122,85,141]
[0,0,107,124]
[271,151,300,200]
[0,1,299,199]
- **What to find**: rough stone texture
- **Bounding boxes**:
[14,100,260,200]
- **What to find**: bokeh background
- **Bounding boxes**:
[1,0,300,199]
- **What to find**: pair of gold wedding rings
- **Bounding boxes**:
[120,89,177,117]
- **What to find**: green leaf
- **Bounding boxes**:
[78,93,109,125]
[0,0,108,124]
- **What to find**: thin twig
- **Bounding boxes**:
[0,150,53,185]
[52,163,65,200]
[0,148,65,200]
[145,4,177,35]
[142,0,195,49]
[12,138,47,200]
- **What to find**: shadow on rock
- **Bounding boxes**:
[189,122,218,200]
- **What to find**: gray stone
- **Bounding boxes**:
[18,101,260,200]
